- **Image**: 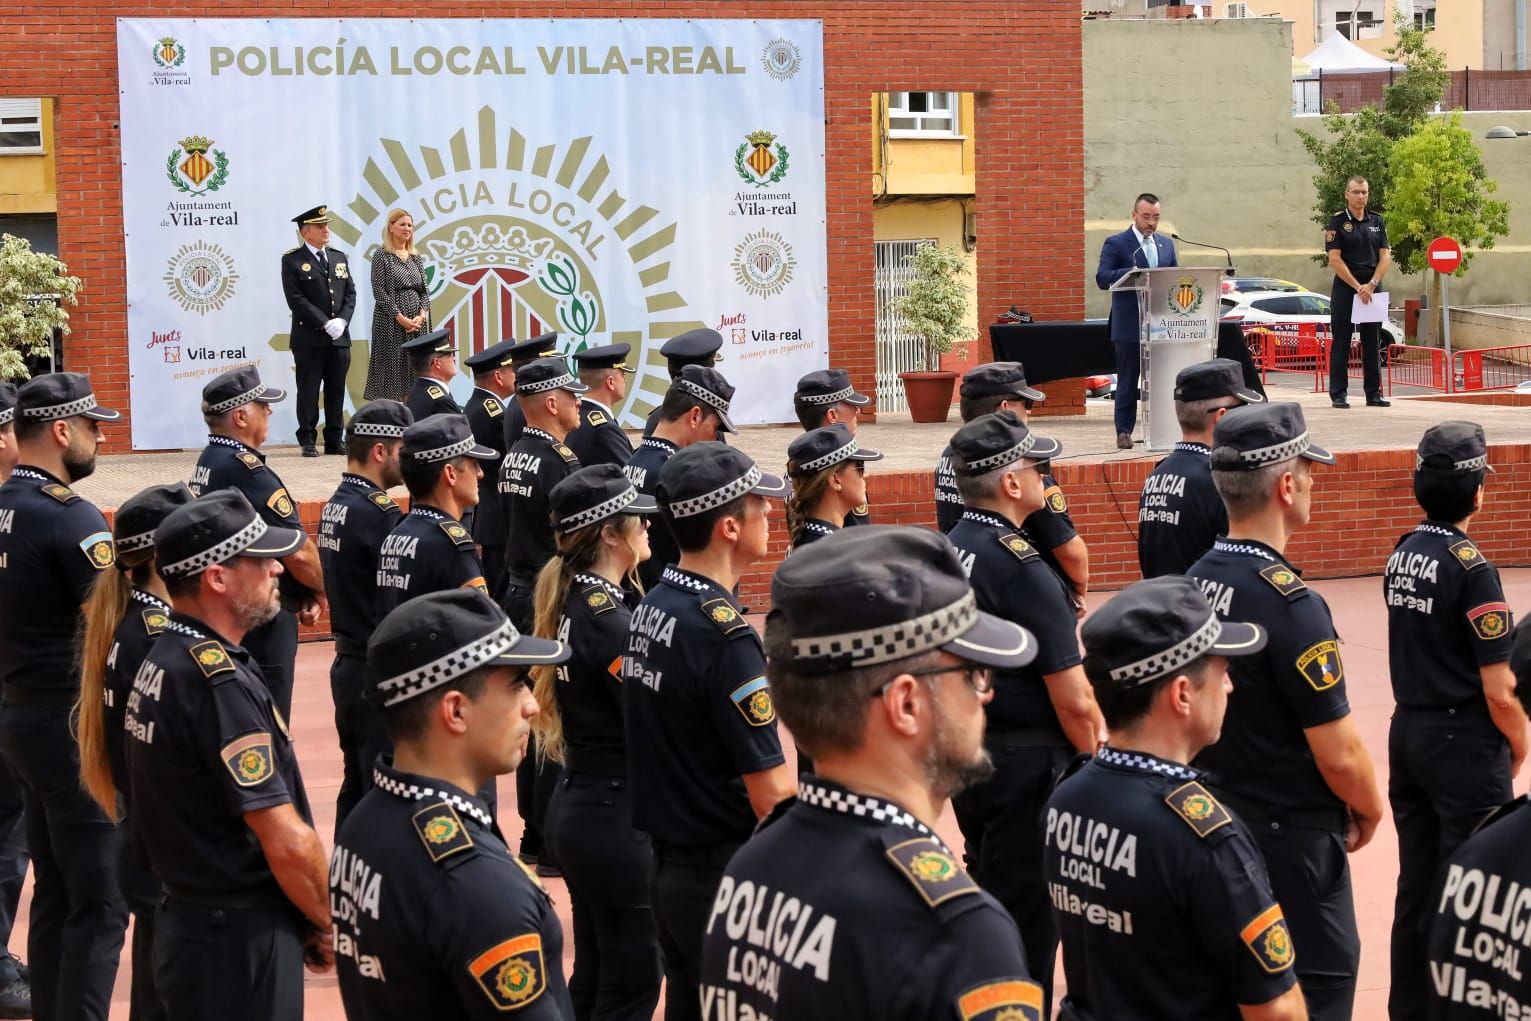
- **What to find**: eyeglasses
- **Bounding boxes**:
[874,663,994,697]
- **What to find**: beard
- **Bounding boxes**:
[922,698,995,802]
[232,579,281,631]
[61,443,97,482]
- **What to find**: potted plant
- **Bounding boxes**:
[892,243,970,423]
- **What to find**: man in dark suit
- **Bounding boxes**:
[281,205,357,456]
[1095,193,1177,450]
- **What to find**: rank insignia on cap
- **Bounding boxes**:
[886,838,979,908]
[1241,904,1295,974]
[484,398,503,418]
[1296,639,1343,692]
[412,802,474,863]
[469,934,546,1011]
[43,483,77,504]
[79,531,116,570]
[1259,563,1307,597]
[426,385,446,400]
[1045,486,1068,514]
[1164,781,1232,838]
[702,598,750,636]
[236,451,262,470]
[440,520,473,546]
[1450,539,1485,568]
[267,488,294,519]
[586,409,607,426]
[1468,602,1510,641]
[368,491,398,512]
[190,640,236,678]
[955,979,1045,1021]
[998,533,1037,562]
[730,676,775,726]
[142,608,169,636]
[220,732,274,787]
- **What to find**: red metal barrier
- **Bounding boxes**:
[1451,345,1531,392]
[1239,323,1327,389]
[1387,345,1449,394]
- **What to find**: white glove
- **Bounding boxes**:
[324,318,346,340]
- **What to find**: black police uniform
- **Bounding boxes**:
[1137,441,1226,578]
[1046,749,1298,1018]
[624,437,679,591]
[189,435,308,717]
[1324,206,1389,402]
[501,427,581,627]
[465,387,509,596]
[700,777,1044,1020]
[281,224,356,452]
[376,504,489,616]
[125,610,313,1021]
[566,398,633,469]
[622,564,785,1021]
[1188,537,1360,1018]
[935,450,1078,584]
[640,328,724,440]
[544,572,661,1020]
[332,761,574,1020]
[1425,795,1531,1019]
[407,376,462,421]
[793,518,838,549]
[1386,523,1516,1019]
[499,335,562,452]
[947,508,1082,1011]
[319,472,404,828]
[0,464,127,1021]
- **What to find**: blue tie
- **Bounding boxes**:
[1144,236,1158,269]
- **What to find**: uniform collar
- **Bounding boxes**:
[802,519,838,536]
[129,588,173,614]
[1343,207,1369,223]
[1096,746,1200,781]
[523,427,556,445]
[660,564,733,601]
[1172,442,1211,455]
[7,464,63,485]
[341,473,380,491]
[795,778,953,853]
[163,610,246,654]
[638,436,678,455]
[208,434,260,458]
[407,503,449,520]
[370,759,495,829]
[1211,536,1283,564]
[575,572,628,602]
[959,508,1020,532]
[1415,520,1465,539]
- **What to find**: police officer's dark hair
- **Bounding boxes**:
[1212,457,1304,519]
[345,434,400,465]
[657,385,718,426]
[13,415,56,443]
[1083,653,1217,731]
[400,454,472,499]
[1413,467,1483,523]
[792,398,831,431]
[576,366,620,391]
[1134,193,1160,208]
[408,347,440,375]
[958,391,1031,424]
[764,644,944,758]
[663,493,752,553]
[1175,396,1232,433]
[383,665,496,744]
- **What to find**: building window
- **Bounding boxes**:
[0,99,44,155]
[1335,9,1383,39]
[1414,2,1436,31]
[887,92,959,137]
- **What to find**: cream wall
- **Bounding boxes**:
[873,199,980,345]
[1258,0,1504,69]
[0,99,57,215]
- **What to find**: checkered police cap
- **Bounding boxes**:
[668,464,761,519]
[375,618,521,708]
[154,489,305,578]
[1082,576,1266,690]
[1211,403,1334,472]
[790,589,980,667]
[16,372,122,423]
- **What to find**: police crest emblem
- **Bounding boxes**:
[1241,904,1295,974]
[412,802,474,862]
[1296,640,1343,692]
[236,451,262,470]
[1045,486,1067,514]
[267,488,294,519]
[1468,602,1510,641]
[1165,781,1232,838]
[469,934,546,1010]
[955,979,1044,1020]
[730,677,775,726]
[80,531,116,570]
[1450,539,1483,566]
[190,640,235,678]
[220,732,274,787]
[886,838,979,908]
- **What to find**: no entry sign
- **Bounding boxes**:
[1427,236,1463,274]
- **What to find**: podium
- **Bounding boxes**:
[1109,266,1224,451]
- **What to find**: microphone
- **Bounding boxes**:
[1170,233,1234,271]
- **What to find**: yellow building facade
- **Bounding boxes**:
[1255,0,1519,70]
[0,98,56,215]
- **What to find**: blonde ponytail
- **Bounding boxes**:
[75,561,144,820]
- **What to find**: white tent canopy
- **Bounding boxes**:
[1299,31,1404,73]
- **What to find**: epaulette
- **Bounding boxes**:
[41,483,78,504]
[884,836,980,909]
[997,532,1038,563]
[700,597,751,637]
[1258,563,1307,599]
[582,583,617,616]
[1164,781,1234,839]
[852,501,870,518]
[411,802,475,864]
[426,384,446,400]
[141,607,169,636]
[284,245,301,255]
[189,640,237,679]
[482,397,503,419]
[368,490,399,512]
[236,451,263,470]
[552,442,579,465]
[439,519,474,547]
[1471,794,1529,836]
[1448,538,1488,571]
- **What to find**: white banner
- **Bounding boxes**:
[117,18,826,450]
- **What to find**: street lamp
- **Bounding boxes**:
[1485,126,1531,139]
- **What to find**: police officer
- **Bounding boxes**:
[318,400,411,829]
[1385,422,1526,1021]
[0,379,25,1018]
[532,465,661,1020]
[624,365,736,591]
[1425,622,1531,1020]
[1137,358,1264,578]
[784,424,882,550]
[566,342,637,468]
[331,589,573,1020]
[945,411,1104,1014]
[0,373,127,1021]
[0,381,16,479]
[376,414,499,617]
[623,442,793,1021]
[793,368,872,525]
[1187,402,1385,1020]
[462,339,516,597]
[641,327,724,438]
[1325,175,1391,408]
[189,364,324,719]
[500,333,562,451]
[1045,576,1306,1019]
[403,328,463,420]
[935,362,1088,612]
[281,203,357,455]
[700,525,1045,1020]
[128,489,332,1020]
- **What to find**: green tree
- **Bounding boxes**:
[0,234,80,380]
[891,243,970,372]
[1386,113,1508,277]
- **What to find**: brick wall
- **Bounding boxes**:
[2,1,1085,435]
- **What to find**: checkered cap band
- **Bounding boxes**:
[376,618,521,707]
[789,590,979,668]
[797,435,862,474]
[519,371,579,395]
[350,422,406,439]
[963,433,1037,474]
[409,435,476,462]
[0,407,12,426]
[20,394,100,420]
[1109,612,1223,686]
[1234,431,1310,468]
[206,385,267,416]
[676,378,729,415]
[160,516,269,577]
[668,464,761,519]
[799,385,854,407]
[114,530,157,555]
[1417,452,1490,472]
[558,486,639,532]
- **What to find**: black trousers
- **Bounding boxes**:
[0,702,127,1021]
[119,841,166,1021]
[481,544,507,607]
[243,608,298,720]
[331,653,392,833]
[547,773,661,1021]
[154,899,304,1021]
[0,753,27,982]
[1328,278,1383,401]
[951,739,1071,1019]
[1387,706,1511,1021]
[292,344,350,448]
[651,850,733,1021]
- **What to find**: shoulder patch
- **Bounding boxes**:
[998,532,1038,562]
[586,408,608,427]
[552,443,579,465]
[583,584,616,616]
[426,384,446,400]
[1164,781,1233,838]
[1259,562,1307,598]
[1240,904,1296,975]
[1296,639,1344,691]
[189,640,236,678]
[439,519,474,546]
[141,607,169,636]
[701,597,750,636]
[42,482,78,504]
[80,531,116,570]
[1044,484,1068,514]
[729,676,776,727]
[236,451,263,470]
[885,837,980,908]
[468,933,546,1012]
[220,732,275,788]
[483,397,503,418]
[411,802,474,863]
[956,979,1045,1021]
[1324,229,1337,243]
[1468,602,1511,641]
[266,487,295,519]
[461,576,489,594]
[367,490,399,512]
[852,501,870,518]
[1449,538,1487,570]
